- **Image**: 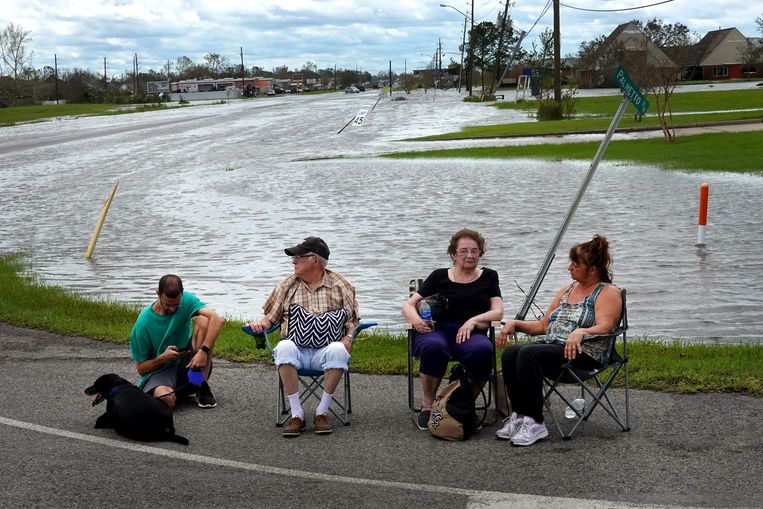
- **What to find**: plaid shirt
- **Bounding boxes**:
[262,269,359,337]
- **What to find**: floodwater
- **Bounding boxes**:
[1,87,762,342]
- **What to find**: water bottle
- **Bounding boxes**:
[418,300,435,329]
[564,398,585,419]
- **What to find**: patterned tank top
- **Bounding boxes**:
[544,282,607,345]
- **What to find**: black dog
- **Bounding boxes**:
[85,373,189,445]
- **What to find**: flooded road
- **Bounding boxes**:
[1,88,761,342]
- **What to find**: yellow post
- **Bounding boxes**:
[84,182,119,259]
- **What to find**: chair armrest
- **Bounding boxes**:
[581,327,625,344]
[351,321,378,342]
[241,323,281,351]
[577,327,627,368]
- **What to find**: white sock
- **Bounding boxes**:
[315,391,333,416]
[287,393,304,420]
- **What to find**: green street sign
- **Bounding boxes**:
[614,65,649,116]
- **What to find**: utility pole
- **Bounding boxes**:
[240,46,245,89]
[494,0,511,88]
[438,38,442,89]
[54,54,59,104]
[468,0,475,96]
[103,57,107,94]
[389,60,392,97]
[459,17,466,92]
[553,0,561,106]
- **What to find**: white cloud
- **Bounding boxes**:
[1,0,760,75]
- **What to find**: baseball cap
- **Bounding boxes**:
[284,236,330,260]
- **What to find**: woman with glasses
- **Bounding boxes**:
[401,228,504,430]
[495,234,622,446]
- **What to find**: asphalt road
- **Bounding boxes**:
[1,322,760,508]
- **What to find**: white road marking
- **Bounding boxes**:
[1,416,695,509]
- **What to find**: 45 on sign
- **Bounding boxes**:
[352,109,368,126]
[614,65,649,116]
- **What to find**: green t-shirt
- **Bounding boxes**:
[130,292,205,388]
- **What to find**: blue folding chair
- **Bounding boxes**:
[242,321,377,426]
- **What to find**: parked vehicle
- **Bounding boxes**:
[344,86,360,93]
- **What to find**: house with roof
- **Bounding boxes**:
[578,22,675,88]
[687,27,762,79]
[578,22,762,87]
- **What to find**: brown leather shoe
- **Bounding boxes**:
[313,413,333,434]
[282,416,305,437]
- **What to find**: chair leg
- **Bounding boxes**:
[407,330,418,413]
[623,357,630,432]
[345,369,352,416]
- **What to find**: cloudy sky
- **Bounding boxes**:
[3,0,761,77]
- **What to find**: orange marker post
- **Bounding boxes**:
[697,182,709,246]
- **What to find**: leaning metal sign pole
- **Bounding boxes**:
[516,65,649,320]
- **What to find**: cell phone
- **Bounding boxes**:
[176,346,190,353]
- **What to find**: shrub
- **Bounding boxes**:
[537,98,562,120]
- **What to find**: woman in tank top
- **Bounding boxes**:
[495,234,622,446]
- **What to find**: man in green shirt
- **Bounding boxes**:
[130,274,224,409]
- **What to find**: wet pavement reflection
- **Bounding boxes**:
[0,88,761,342]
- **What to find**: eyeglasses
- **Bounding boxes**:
[291,254,315,262]
[455,248,481,256]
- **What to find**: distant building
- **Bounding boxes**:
[577,23,762,87]
[171,77,267,94]
[687,28,762,80]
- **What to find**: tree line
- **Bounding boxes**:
[0,22,380,106]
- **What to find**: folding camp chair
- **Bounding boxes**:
[242,321,377,427]
[405,278,501,426]
[542,288,630,440]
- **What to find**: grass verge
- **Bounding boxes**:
[386,131,763,173]
[1,253,761,395]
[494,89,763,116]
[413,111,762,141]
[409,88,763,142]
[0,103,173,127]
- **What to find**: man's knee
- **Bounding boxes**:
[153,386,177,409]
[321,342,350,369]
[273,340,300,367]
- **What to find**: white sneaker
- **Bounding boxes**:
[495,412,520,440]
[510,416,549,446]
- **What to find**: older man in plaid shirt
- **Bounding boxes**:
[248,237,359,437]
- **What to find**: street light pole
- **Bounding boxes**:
[440,3,474,96]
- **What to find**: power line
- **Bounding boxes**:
[559,0,676,13]
[523,0,553,38]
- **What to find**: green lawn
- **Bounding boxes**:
[413,88,763,141]
[495,88,763,116]
[388,88,763,173]
[387,131,763,173]
[0,103,171,127]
